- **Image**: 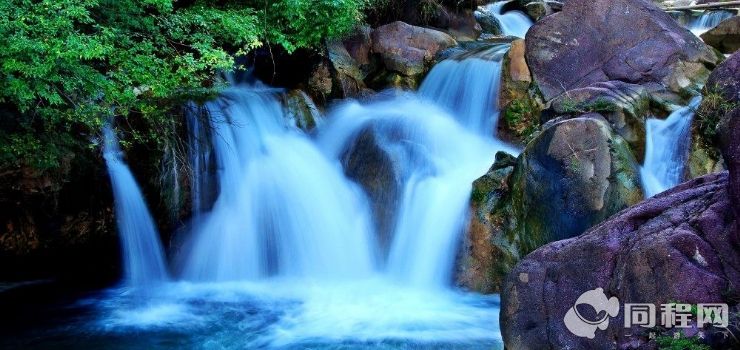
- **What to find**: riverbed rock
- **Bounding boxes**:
[445,10,482,42]
[701,16,740,54]
[458,152,519,293]
[371,21,457,78]
[525,0,721,101]
[524,1,553,21]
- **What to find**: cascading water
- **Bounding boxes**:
[318,96,515,288]
[487,1,533,38]
[180,83,376,281]
[640,97,702,198]
[689,10,734,36]
[419,45,509,137]
[102,125,169,287]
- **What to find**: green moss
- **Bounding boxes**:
[471,187,487,204]
[655,333,710,350]
[503,98,541,143]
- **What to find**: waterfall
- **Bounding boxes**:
[103,125,169,287]
[689,10,734,36]
[419,45,509,137]
[180,83,376,281]
[640,97,702,198]
[487,1,533,38]
[89,49,513,347]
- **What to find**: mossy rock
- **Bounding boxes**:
[460,116,645,293]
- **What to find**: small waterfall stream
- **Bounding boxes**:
[689,10,734,36]
[640,97,702,197]
[103,125,169,287]
[419,45,509,136]
[487,1,533,38]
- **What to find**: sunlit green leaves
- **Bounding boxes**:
[0,0,367,168]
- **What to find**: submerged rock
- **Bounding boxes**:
[525,0,721,101]
[701,16,740,54]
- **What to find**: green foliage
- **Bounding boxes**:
[0,0,366,169]
[656,333,710,350]
[696,88,739,144]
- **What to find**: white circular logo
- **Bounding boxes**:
[564,287,620,339]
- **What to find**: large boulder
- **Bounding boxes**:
[721,109,740,217]
[525,0,721,101]
[459,116,643,292]
[513,116,644,243]
[701,16,740,54]
[712,52,740,216]
[326,40,368,98]
[501,171,740,349]
[371,21,457,78]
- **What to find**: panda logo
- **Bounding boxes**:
[564,287,620,339]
